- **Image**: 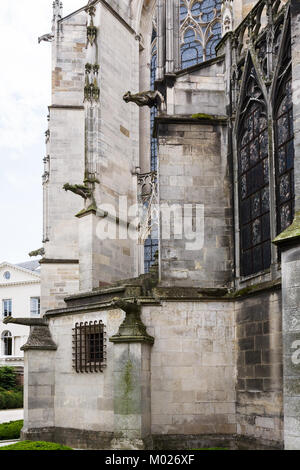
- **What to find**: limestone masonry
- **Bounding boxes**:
[14,0,300,450]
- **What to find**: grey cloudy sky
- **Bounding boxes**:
[0,0,84,264]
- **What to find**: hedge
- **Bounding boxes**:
[0,420,23,440]
[0,390,23,410]
[0,441,73,450]
[0,367,18,391]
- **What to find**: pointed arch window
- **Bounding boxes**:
[274,76,295,234]
[238,67,271,277]
[143,22,159,274]
[180,0,222,69]
[150,24,158,172]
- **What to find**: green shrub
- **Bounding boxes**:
[0,441,73,451]
[0,390,23,410]
[0,420,23,440]
[0,367,17,391]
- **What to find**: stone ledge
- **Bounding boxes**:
[154,114,228,137]
[39,258,79,265]
[273,211,300,247]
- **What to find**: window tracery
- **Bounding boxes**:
[238,67,271,277]
[275,75,294,234]
[143,21,159,274]
[180,0,222,69]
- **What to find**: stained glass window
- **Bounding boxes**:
[150,28,157,172]
[275,78,295,234]
[238,73,271,277]
[180,0,222,69]
[144,25,159,274]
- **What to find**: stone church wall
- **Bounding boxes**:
[158,119,233,288]
[235,288,283,446]
[142,300,236,438]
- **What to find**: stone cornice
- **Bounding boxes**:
[0,262,40,279]
[0,280,40,288]
[39,259,79,265]
[175,55,225,77]
[44,280,282,319]
[153,114,228,137]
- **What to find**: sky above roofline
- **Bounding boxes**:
[0,0,84,264]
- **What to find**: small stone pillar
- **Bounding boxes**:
[109,299,154,450]
[274,211,300,449]
[77,208,101,292]
[3,317,57,442]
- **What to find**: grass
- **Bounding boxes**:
[0,420,23,440]
[0,441,73,450]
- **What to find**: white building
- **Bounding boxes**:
[0,261,40,373]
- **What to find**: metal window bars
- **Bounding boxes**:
[72,321,106,373]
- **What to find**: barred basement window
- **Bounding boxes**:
[72,321,106,373]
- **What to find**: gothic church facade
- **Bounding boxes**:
[8,0,300,450]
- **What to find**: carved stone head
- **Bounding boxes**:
[123,91,132,103]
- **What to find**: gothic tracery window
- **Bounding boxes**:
[238,68,271,277]
[180,0,222,69]
[275,77,295,234]
[150,24,158,172]
[144,22,159,274]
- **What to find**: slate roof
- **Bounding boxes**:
[16,260,41,273]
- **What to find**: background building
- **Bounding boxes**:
[0,261,40,379]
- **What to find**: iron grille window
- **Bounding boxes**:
[180,0,222,69]
[2,299,12,318]
[275,77,295,234]
[238,100,271,277]
[72,321,106,373]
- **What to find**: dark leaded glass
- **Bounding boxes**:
[144,26,159,274]
[238,79,271,277]
[275,78,295,233]
[150,34,157,172]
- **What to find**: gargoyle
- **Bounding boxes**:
[38,33,54,44]
[112,298,141,316]
[3,317,57,351]
[123,90,165,111]
[3,317,48,327]
[110,298,154,344]
[63,183,93,200]
[29,247,45,258]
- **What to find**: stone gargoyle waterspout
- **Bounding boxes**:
[123,90,166,113]
[109,298,154,344]
[3,317,57,351]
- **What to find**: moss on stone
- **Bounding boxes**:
[230,279,281,299]
[273,210,300,245]
[191,113,215,120]
[123,360,133,398]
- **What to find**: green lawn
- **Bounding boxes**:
[0,441,73,450]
